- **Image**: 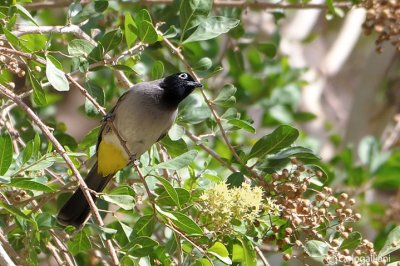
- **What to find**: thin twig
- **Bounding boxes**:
[0,86,120,266]
[185,131,237,173]
[255,246,271,266]
[0,230,20,265]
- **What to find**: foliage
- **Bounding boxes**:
[0,0,399,266]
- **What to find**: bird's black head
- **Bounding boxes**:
[160,72,202,109]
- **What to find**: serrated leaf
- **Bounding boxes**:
[183,16,239,44]
[340,231,362,250]
[0,134,12,175]
[101,194,135,210]
[46,57,69,91]
[156,176,180,208]
[208,242,232,264]
[133,215,156,237]
[7,179,54,192]
[304,240,329,258]
[378,226,400,259]
[68,39,95,57]
[125,12,138,47]
[68,230,91,255]
[228,118,255,133]
[248,125,299,159]
[154,150,197,170]
[151,61,164,80]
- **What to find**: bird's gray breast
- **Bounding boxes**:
[111,87,177,157]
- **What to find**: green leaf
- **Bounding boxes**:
[193,57,212,71]
[208,242,232,264]
[68,230,92,255]
[340,231,362,250]
[257,43,277,58]
[304,240,329,259]
[29,72,47,106]
[214,84,236,103]
[84,80,105,116]
[268,146,320,161]
[133,215,156,237]
[378,225,400,259]
[99,29,123,54]
[15,4,38,26]
[0,202,31,220]
[3,28,19,47]
[157,187,190,206]
[101,194,135,210]
[228,118,255,133]
[248,125,299,159]
[46,56,69,91]
[183,16,240,44]
[138,20,158,44]
[22,140,34,164]
[151,61,164,80]
[0,134,12,175]
[232,243,244,262]
[7,179,54,192]
[239,237,257,266]
[101,194,134,211]
[94,0,108,12]
[180,0,212,40]
[168,124,185,141]
[154,150,197,170]
[156,176,180,208]
[226,172,244,188]
[179,94,211,124]
[119,220,133,240]
[136,9,153,24]
[127,236,158,257]
[170,211,203,235]
[68,39,95,57]
[124,12,138,48]
[194,258,213,266]
[20,34,47,52]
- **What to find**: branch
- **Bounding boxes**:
[0,86,120,266]
[23,0,353,10]
[255,246,271,266]
[13,25,133,89]
[0,230,19,266]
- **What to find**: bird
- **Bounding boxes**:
[57,72,202,227]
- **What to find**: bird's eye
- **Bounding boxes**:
[179,73,188,79]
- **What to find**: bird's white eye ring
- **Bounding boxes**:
[179,73,188,79]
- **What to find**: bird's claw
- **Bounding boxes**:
[103,113,115,122]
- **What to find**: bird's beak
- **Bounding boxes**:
[188,81,203,88]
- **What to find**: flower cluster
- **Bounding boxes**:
[360,0,400,52]
[199,182,272,232]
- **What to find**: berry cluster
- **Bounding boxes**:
[259,159,385,265]
[360,0,400,53]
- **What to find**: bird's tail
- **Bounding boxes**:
[57,162,113,227]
